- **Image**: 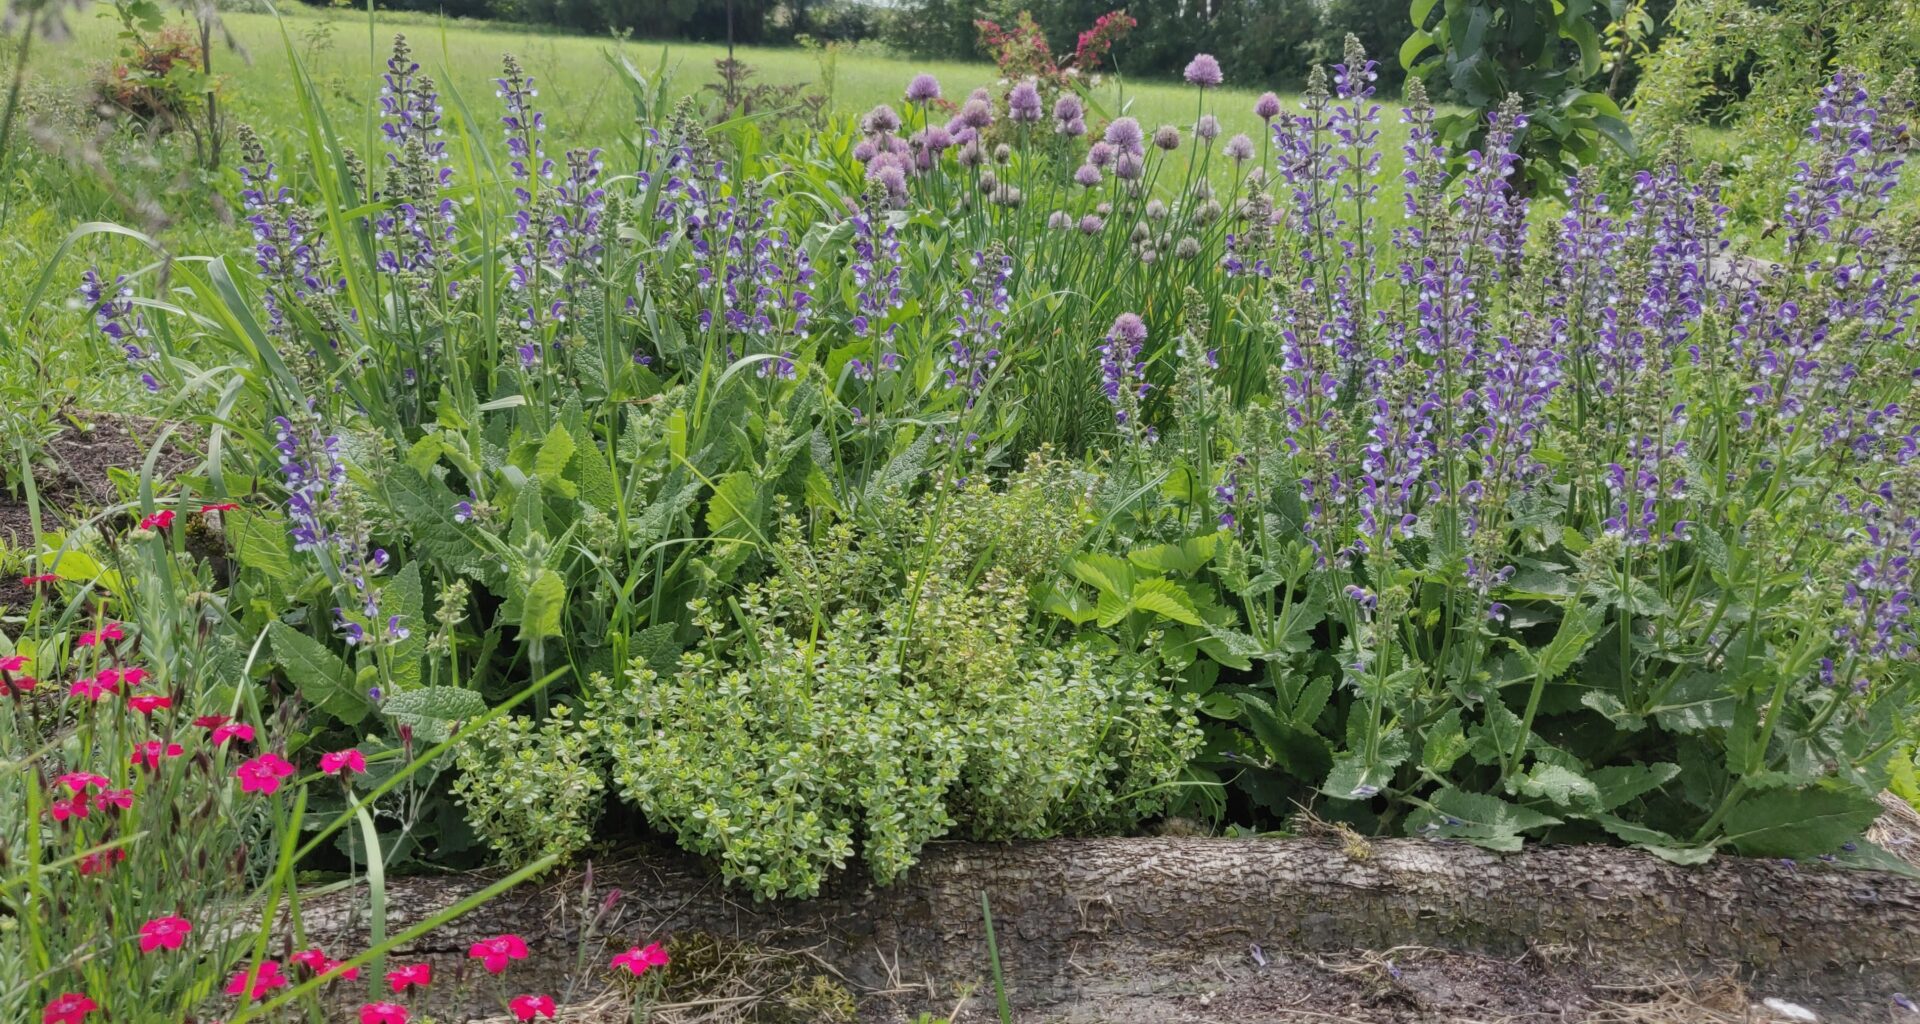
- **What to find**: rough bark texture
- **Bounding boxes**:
[308,837,1920,1021]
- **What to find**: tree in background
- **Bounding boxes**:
[486,0,776,43]
[883,0,1410,95]
[1401,0,1634,191]
[1630,0,1918,221]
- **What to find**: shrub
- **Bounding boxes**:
[1632,0,1920,228]
[1403,0,1634,189]
[590,510,1201,899]
[90,24,205,127]
[453,703,607,869]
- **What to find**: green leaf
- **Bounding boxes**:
[382,685,488,743]
[630,622,682,676]
[1580,690,1645,732]
[383,564,426,690]
[1469,698,1527,765]
[1322,729,1409,801]
[1825,839,1920,878]
[1400,28,1435,70]
[1591,113,1637,156]
[705,471,762,539]
[404,434,445,477]
[1269,587,1326,654]
[1198,627,1260,671]
[573,437,619,512]
[1533,600,1604,680]
[1567,19,1601,77]
[1410,0,1439,27]
[1130,577,1206,626]
[1593,815,1715,864]
[1649,672,1734,733]
[1127,533,1220,574]
[1321,753,1390,801]
[231,511,299,584]
[1518,763,1600,809]
[1589,762,1680,811]
[865,428,934,496]
[1719,785,1882,859]
[1421,708,1469,774]
[517,569,566,641]
[383,467,496,585]
[1068,552,1134,598]
[803,465,841,515]
[268,621,367,725]
[509,481,545,544]
[1094,588,1133,629]
[631,480,703,548]
[1040,584,1100,626]
[1409,790,1562,852]
[1236,693,1331,780]
[1505,564,1577,599]
[535,426,578,497]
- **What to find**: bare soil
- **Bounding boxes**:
[0,408,198,606]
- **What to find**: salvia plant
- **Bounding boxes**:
[28,24,1920,927]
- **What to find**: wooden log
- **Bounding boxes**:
[306,837,1920,1021]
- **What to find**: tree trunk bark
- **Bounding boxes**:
[308,837,1920,1020]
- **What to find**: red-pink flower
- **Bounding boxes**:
[320,749,367,775]
[321,958,361,980]
[4,675,38,695]
[76,849,126,876]
[235,753,296,795]
[138,915,192,953]
[130,741,184,769]
[20,574,59,587]
[121,667,148,686]
[386,963,432,992]
[201,503,239,513]
[42,993,97,1024]
[509,994,557,1021]
[76,623,124,648]
[358,1003,408,1024]
[56,771,110,793]
[225,961,289,1000]
[94,788,134,812]
[139,510,176,531]
[0,654,27,671]
[49,797,90,823]
[610,942,670,976]
[194,714,232,729]
[211,722,256,746]
[68,673,118,702]
[469,933,529,974]
[288,948,360,980]
[127,693,173,715]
